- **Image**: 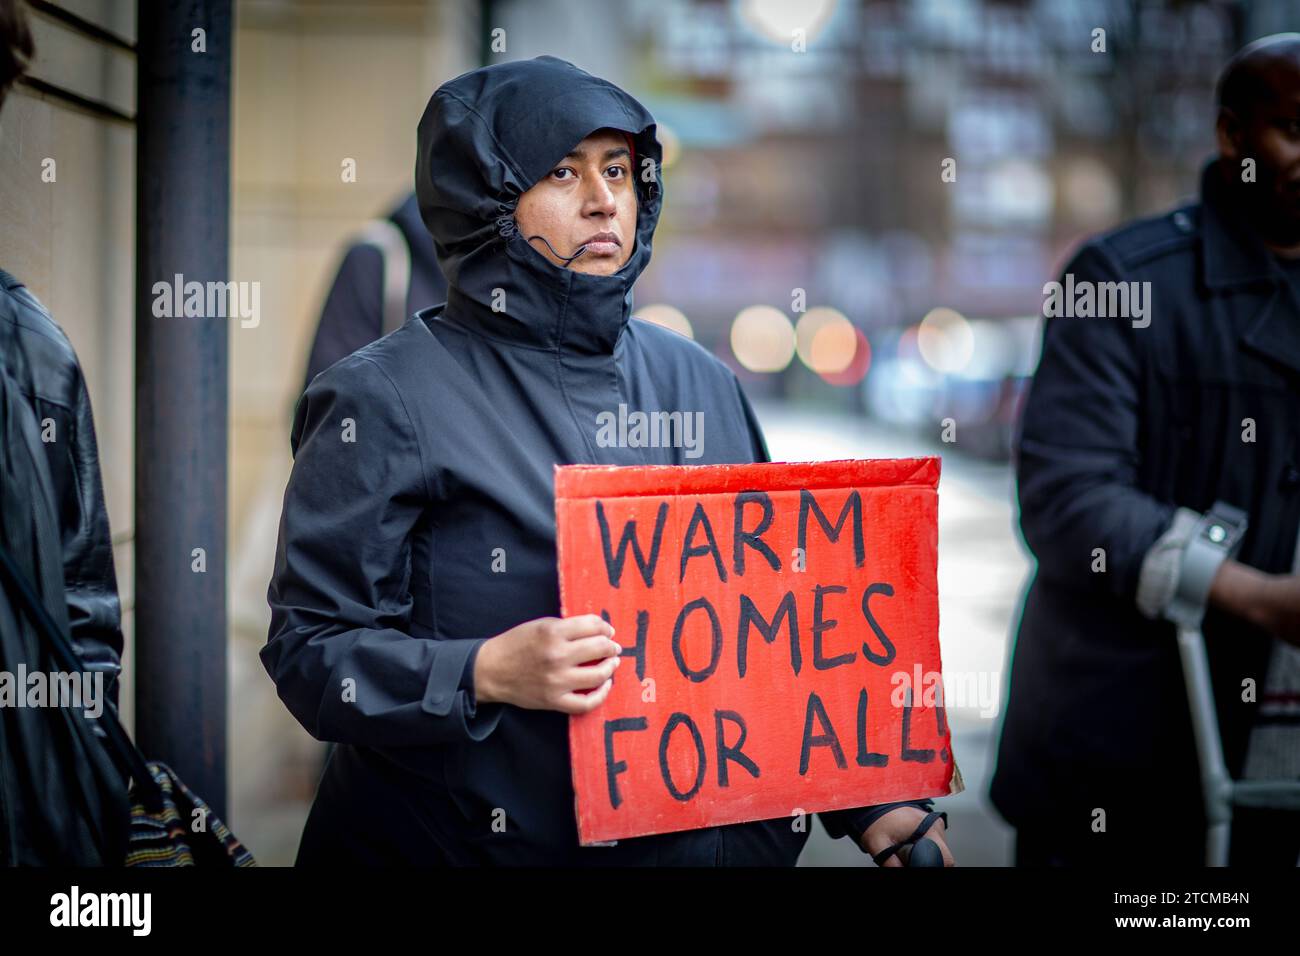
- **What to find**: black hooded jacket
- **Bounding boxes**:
[263,56,932,865]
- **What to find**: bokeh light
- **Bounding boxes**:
[916,306,974,374]
[656,122,682,170]
[635,303,694,339]
[820,326,871,386]
[731,305,795,373]
[738,0,838,45]
[795,306,855,374]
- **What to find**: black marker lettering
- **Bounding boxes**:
[596,499,668,588]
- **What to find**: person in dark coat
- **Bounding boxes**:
[0,1,122,714]
[0,272,124,713]
[301,191,447,392]
[0,2,123,713]
[0,0,129,865]
[262,55,953,865]
[991,34,1300,866]
[0,316,129,866]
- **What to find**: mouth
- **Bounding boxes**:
[580,231,622,257]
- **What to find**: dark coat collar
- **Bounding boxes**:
[1199,159,1300,376]
[1199,158,1291,291]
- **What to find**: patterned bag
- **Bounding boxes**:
[126,761,256,867]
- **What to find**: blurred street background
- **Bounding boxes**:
[5,0,1298,864]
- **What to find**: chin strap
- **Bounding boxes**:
[526,233,589,266]
[496,201,595,268]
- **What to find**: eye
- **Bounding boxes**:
[550,167,576,181]
[605,164,627,180]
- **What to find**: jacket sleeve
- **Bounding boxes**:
[731,371,946,851]
[262,354,503,747]
[818,800,946,853]
[301,243,385,393]
[1015,241,1176,604]
[54,353,124,712]
[731,372,772,464]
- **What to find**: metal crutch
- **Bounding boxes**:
[1175,623,1300,865]
[1169,500,1300,865]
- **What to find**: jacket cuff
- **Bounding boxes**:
[820,799,940,852]
[1135,507,1203,619]
[422,638,502,742]
[458,638,487,709]
[80,660,122,713]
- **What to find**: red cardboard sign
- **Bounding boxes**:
[556,458,960,846]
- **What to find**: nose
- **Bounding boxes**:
[583,175,618,219]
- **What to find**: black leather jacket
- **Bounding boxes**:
[0,269,123,708]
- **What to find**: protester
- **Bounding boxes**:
[263,56,953,865]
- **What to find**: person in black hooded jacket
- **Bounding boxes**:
[263,55,952,866]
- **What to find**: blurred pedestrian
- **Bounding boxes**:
[301,191,447,391]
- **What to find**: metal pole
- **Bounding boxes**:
[134,0,232,820]
[1175,625,1233,866]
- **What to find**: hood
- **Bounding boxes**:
[415,56,663,355]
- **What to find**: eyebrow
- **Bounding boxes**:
[562,146,631,162]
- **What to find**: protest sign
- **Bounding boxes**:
[556,458,961,845]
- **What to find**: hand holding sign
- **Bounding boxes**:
[474,614,623,713]
[865,806,955,867]
[556,458,961,845]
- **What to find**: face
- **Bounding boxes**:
[1217,56,1300,245]
[514,128,638,276]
